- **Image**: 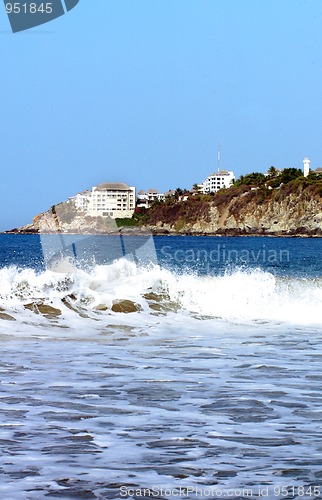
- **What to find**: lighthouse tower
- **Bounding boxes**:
[303,157,310,177]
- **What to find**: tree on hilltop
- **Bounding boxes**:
[234,172,266,188]
[267,166,278,177]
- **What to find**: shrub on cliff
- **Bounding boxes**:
[234,172,266,188]
[269,168,303,187]
[137,176,322,230]
[139,197,210,227]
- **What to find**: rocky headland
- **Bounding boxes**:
[6,176,322,237]
[138,182,322,237]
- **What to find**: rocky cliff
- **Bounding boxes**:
[139,182,322,236]
[8,181,322,236]
[9,203,120,234]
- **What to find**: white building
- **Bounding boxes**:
[137,188,165,208]
[147,188,165,202]
[87,183,136,218]
[69,190,91,211]
[202,170,235,193]
[303,157,311,177]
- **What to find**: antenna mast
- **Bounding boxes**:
[217,144,220,173]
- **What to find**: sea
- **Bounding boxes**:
[0,233,322,500]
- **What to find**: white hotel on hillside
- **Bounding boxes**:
[70,183,136,219]
[202,170,235,193]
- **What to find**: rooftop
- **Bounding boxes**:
[209,170,232,176]
[95,183,131,191]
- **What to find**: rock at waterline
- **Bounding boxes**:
[111,300,142,313]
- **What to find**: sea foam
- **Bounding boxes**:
[0,260,321,327]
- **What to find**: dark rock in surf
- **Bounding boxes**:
[111,299,142,313]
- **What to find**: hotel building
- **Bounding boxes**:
[202,170,235,193]
[87,183,136,218]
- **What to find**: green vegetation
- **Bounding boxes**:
[234,167,304,189]
[267,165,278,177]
[174,187,190,200]
[269,168,303,187]
[234,172,266,188]
[137,196,211,227]
[115,217,138,227]
[231,167,322,193]
[115,207,152,227]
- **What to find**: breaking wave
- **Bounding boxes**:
[0,259,321,326]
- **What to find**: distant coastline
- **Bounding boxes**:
[4,230,321,238]
[5,166,322,238]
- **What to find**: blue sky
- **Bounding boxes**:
[1,0,322,230]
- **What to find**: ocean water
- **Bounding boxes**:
[0,234,322,499]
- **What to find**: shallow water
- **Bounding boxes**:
[0,236,321,499]
[1,320,322,499]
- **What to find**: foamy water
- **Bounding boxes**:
[0,260,321,498]
[0,260,321,328]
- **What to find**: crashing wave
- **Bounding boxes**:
[0,260,321,326]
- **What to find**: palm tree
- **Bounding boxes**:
[268,166,277,177]
[174,188,183,200]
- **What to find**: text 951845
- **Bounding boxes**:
[5,3,53,14]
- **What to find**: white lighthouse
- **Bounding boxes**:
[303,157,310,177]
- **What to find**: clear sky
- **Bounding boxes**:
[1,0,322,230]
